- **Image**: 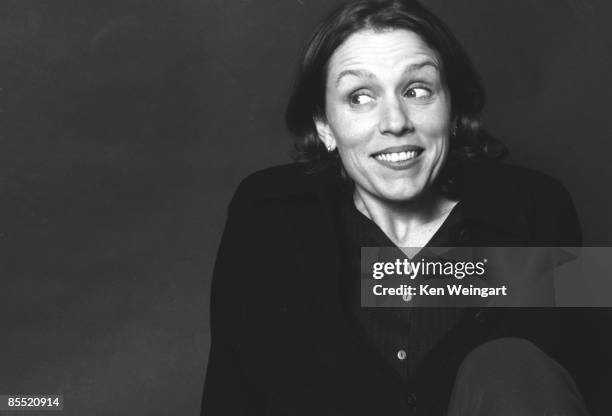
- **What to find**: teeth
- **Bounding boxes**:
[375,151,419,162]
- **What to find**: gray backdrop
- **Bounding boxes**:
[1,0,610,415]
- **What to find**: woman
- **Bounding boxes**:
[202,1,592,414]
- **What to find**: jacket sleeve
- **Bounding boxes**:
[201,181,266,415]
[530,178,612,414]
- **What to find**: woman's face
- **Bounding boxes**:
[316,29,452,203]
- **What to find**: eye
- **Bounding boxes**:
[404,87,431,99]
[349,93,374,105]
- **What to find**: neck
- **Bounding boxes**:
[353,187,457,247]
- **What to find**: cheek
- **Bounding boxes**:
[414,108,451,146]
[329,111,375,151]
[332,122,377,179]
[336,138,372,176]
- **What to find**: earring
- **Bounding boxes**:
[451,126,457,137]
[326,144,334,152]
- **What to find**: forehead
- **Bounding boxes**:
[327,29,441,82]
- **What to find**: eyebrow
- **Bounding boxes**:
[335,60,440,87]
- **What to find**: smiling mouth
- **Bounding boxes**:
[372,146,425,163]
[374,150,421,162]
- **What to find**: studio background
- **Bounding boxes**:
[1,0,610,415]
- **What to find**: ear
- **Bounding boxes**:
[314,117,337,151]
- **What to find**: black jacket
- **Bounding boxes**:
[202,161,607,415]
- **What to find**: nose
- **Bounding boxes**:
[379,96,413,136]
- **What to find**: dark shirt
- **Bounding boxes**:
[337,185,465,381]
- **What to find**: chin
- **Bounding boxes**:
[374,180,426,201]
[378,187,424,203]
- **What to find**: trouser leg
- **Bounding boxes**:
[447,338,590,416]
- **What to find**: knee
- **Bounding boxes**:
[457,337,566,384]
[449,338,589,416]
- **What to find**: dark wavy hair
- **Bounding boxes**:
[285,0,505,193]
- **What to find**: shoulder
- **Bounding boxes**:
[462,160,571,199]
[460,160,576,213]
[229,163,340,207]
[460,160,581,245]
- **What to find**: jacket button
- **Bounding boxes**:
[397,349,407,360]
[405,392,417,409]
